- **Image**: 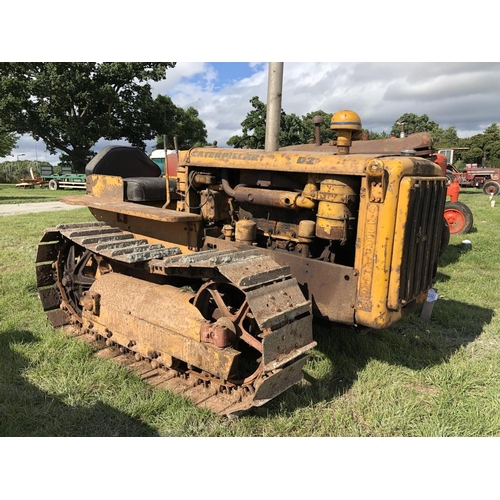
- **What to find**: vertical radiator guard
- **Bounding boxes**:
[387,177,447,310]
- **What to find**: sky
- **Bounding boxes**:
[4,61,500,166]
[1,1,497,166]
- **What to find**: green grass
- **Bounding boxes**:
[0,183,85,204]
[1,189,499,436]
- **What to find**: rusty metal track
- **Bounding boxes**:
[62,325,266,416]
[35,222,315,417]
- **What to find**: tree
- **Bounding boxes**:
[433,126,461,148]
[0,117,18,157]
[228,97,335,148]
[280,112,308,146]
[366,130,391,140]
[481,123,500,166]
[391,113,441,138]
[227,96,268,148]
[301,110,335,144]
[461,124,500,166]
[0,63,176,172]
[153,96,208,150]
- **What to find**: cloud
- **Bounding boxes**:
[3,62,500,164]
[151,62,500,146]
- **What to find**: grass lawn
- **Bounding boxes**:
[1,187,499,438]
[0,183,86,204]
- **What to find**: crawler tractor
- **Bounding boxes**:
[35,71,448,416]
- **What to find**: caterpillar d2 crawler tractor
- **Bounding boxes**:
[35,69,447,416]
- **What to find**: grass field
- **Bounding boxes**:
[1,186,499,437]
[0,183,86,204]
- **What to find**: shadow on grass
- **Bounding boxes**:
[458,189,490,196]
[438,243,474,268]
[0,196,55,202]
[255,297,493,417]
[0,330,159,437]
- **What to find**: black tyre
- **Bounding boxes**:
[48,179,59,191]
[439,217,450,256]
[482,180,500,196]
[446,173,456,186]
[444,201,474,235]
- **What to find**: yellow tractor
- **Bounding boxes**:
[35,71,447,417]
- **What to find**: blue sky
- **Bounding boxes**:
[208,63,259,87]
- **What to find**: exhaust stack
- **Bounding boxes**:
[264,62,284,152]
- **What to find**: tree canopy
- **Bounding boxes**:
[228,97,500,168]
[227,97,269,148]
[227,97,333,148]
[389,113,440,138]
[0,113,18,157]
[0,128,17,158]
[460,124,500,166]
[153,95,208,150]
[0,62,178,172]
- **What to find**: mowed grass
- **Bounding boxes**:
[0,183,86,204]
[1,189,499,436]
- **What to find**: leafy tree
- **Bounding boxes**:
[0,62,176,173]
[461,124,500,166]
[481,123,500,166]
[433,126,461,148]
[301,110,335,144]
[0,126,18,158]
[228,97,337,148]
[228,96,268,148]
[153,96,208,150]
[280,112,308,146]
[390,113,441,137]
[365,130,391,140]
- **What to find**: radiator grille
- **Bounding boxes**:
[398,178,447,304]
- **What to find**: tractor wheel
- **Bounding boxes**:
[444,201,474,235]
[48,179,59,191]
[482,180,500,196]
[446,173,456,186]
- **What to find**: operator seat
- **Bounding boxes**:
[85,145,178,203]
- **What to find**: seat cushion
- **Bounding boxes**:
[85,145,161,178]
[125,177,167,202]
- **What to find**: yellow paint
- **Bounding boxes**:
[181,148,371,175]
[353,158,446,328]
[87,174,124,200]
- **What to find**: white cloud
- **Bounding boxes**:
[3,62,500,164]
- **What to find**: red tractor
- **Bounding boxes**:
[438,148,500,196]
[432,152,474,235]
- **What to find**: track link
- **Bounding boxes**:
[35,222,316,416]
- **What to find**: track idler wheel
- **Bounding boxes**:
[56,240,111,321]
[193,280,263,385]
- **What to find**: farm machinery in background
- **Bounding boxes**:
[438,147,500,196]
[16,164,86,190]
[431,152,474,235]
[40,164,86,190]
